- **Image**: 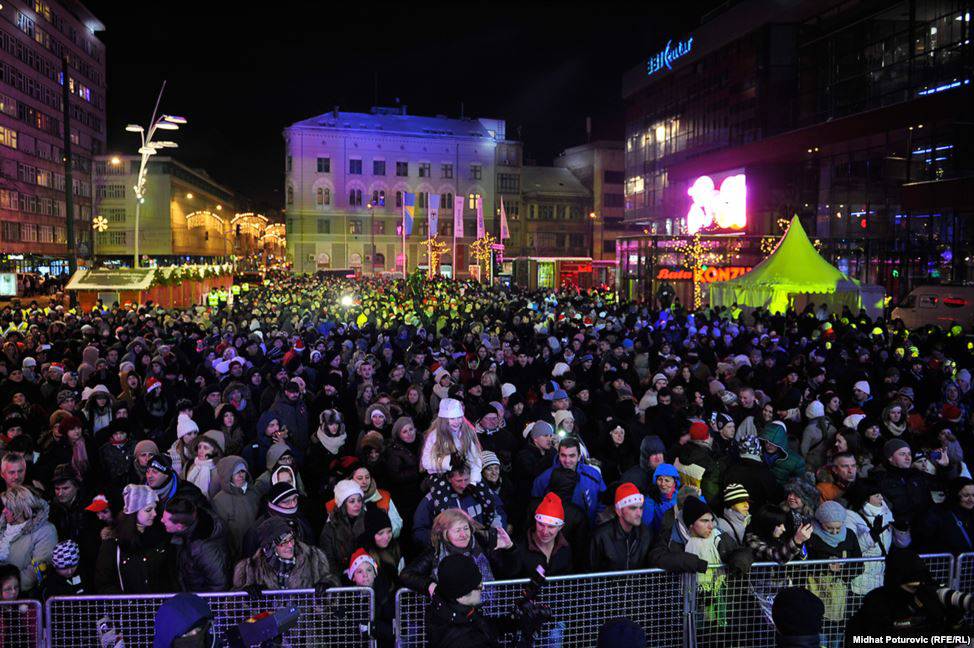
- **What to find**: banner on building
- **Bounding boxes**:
[476,195,485,239]
[429,194,439,237]
[499,197,510,240]
[453,198,464,238]
[402,192,415,236]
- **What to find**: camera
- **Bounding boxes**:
[511,566,553,647]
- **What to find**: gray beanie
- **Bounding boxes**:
[529,420,555,439]
[122,484,158,515]
[883,438,910,461]
[815,500,847,527]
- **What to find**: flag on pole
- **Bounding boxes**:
[453,197,464,238]
[499,197,510,240]
[402,192,415,236]
[428,194,440,237]
[476,195,485,238]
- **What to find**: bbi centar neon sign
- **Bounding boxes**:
[647,37,694,76]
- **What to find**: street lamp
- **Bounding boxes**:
[125,81,186,268]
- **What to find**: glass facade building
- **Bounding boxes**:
[621,0,974,304]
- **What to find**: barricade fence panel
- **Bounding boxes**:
[45,587,373,648]
[959,553,974,625]
[690,553,955,648]
[0,599,42,648]
[395,568,684,648]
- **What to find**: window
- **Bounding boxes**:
[540,205,554,220]
[440,193,453,209]
[499,173,519,192]
[373,160,386,176]
[604,170,625,184]
[441,164,453,179]
[373,220,385,235]
[96,184,125,199]
[286,156,292,173]
[418,163,431,178]
[316,188,325,206]
[0,126,16,149]
[396,161,408,177]
[349,219,363,234]
[287,185,294,205]
[467,193,481,209]
[105,208,126,223]
[569,234,586,249]
[96,231,127,246]
[396,191,403,207]
[316,157,330,173]
[556,205,566,219]
[0,93,16,117]
[349,159,362,175]
[470,164,482,180]
[2,221,20,241]
[371,190,386,206]
[348,189,362,206]
[317,218,330,234]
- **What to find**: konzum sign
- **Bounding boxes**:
[656,267,751,283]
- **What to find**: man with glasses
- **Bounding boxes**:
[232,516,337,593]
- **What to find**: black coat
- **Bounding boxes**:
[427,594,518,648]
[589,517,653,572]
[514,532,573,577]
[721,457,782,510]
[876,465,933,525]
[94,514,175,594]
[171,509,231,592]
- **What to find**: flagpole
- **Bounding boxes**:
[401,201,406,275]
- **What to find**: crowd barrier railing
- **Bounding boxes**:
[395,567,686,647]
[394,554,954,648]
[0,598,43,647]
[958,552,974,591]
[45,586,374,648]
[688,553,954,648]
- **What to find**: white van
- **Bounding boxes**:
[891,285,974,330]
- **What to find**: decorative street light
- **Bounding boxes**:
[92,215,108,233]
[125,81,186,268]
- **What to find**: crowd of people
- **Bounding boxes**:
[0,272,971,646]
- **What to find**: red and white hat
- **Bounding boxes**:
[84,494,110,513]
[534,493,565,527]
[145,376,162,394]
[346,548,377,580]
[614,482,644,510]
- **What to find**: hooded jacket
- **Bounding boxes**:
[254,443,307,498]
[211,455,260,559]
[760,422,806,485]
[0,498,56,591]
[94,514,174,594]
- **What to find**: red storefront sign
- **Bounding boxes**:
[656,266,751,283]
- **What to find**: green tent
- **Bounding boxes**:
[709,216,862,314]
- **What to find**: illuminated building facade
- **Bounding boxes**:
[0,0,106,274]
[621,0,974,303]
[92,155,237,262]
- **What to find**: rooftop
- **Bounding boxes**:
[287,107,505,140]
[521,166,591,198]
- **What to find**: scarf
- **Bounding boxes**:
[0,521,28,562]
[264,550,296,588]
[428,475,496,527]
[685,532,722,565]
[812,521,845,548]
[316,427,347,455]
[884,419,907,437]
[71,438,89,481]
[721,508,750,544]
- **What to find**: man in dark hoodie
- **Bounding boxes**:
[721,435,782,510]
[771,587,824,648]
[845,550,974,643]
[161,496,231,592]
[271,380,310,451]
[152,592,216,648]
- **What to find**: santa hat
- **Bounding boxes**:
[346,547,377,580]
[85,494,110,513]
[614,482,644,510]
[145,377,162,394]
[534,492,565,527]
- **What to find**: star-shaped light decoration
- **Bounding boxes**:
[92,216,109,232]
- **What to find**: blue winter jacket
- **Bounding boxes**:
[531,460,607,524]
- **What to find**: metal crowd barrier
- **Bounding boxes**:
[0,599,42,647]
[689,553,954,648]
[395,567,685,647]
[45,587,374,648]
[958,552,974,591]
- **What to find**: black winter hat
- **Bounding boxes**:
[771,587,824,637]
[435,553,482,600]
[362,506,392,539]
[681,496,713,528]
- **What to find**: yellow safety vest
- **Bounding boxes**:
[231,285,241,296]
[208,292,219,307]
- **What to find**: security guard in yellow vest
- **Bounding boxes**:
[230,284,241,297]
[207,290,219,308]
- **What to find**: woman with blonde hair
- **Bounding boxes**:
[420,398,483,484]
[0,486,57,591]
[399,384,431,431]
[399,508,514,599]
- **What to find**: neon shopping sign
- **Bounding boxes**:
[686,173,747,234]
[647,37,694,76]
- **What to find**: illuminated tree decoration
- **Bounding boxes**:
[470,233,496,283]
[422,236,449,279]
[673,233,732,309]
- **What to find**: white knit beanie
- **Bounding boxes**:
[333,479,364,508]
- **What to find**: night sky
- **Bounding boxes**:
[84,1,716,211]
